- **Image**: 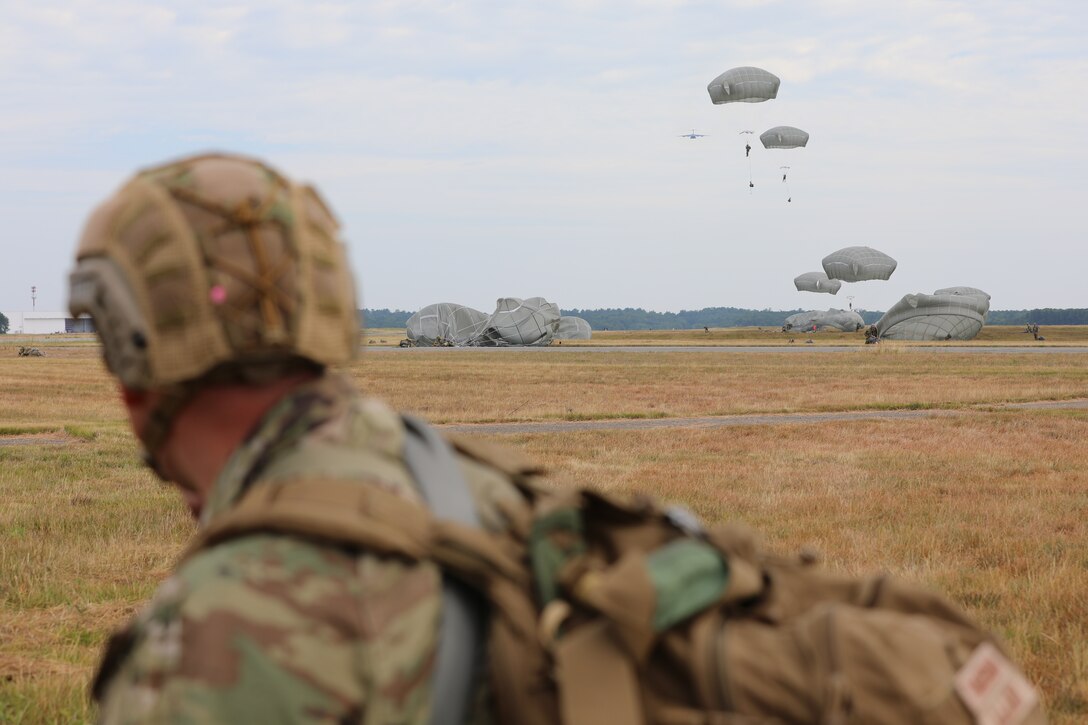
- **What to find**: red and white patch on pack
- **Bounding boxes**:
[954,642,1038,725]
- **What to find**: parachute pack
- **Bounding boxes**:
[184,418,1045,725]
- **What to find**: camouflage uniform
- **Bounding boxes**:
[95,373,519,723]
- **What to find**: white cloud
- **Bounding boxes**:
[0,0,1085,312]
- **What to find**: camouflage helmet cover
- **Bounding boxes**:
[69,153,358,390]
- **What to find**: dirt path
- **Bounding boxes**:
[439,399,1088,436]
[0,433,73,447]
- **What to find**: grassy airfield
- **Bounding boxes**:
[1,328,1087,722]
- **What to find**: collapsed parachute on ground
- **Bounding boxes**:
[707,67,780,104]
[876,291,990,341]
[556,316,592,340]
[794,272,841,295]
[405,303,489,346]
[405,297,567,347]
[760,126,809,149]
[934,286,991,304]
[822,246,898,282]
[476,297,561,346]
[784,309,865,332]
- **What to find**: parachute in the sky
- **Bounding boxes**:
[794,272,841,295]
[875,293,989,341]
[760,126,810,202]
[707,67,781,105]
[556,316,592,340]
[760,126,809,149]
[784,309,865,332]
[708,67,780,190]
[405,303,489,346]
[822,246,898,282]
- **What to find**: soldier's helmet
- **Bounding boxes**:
[69,153,358,452]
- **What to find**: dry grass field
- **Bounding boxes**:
[1,330,1086,722]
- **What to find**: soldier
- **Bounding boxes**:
[72,153,1047,725]
[70,153,521,722]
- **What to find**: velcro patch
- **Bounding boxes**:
[954,642,1038,725]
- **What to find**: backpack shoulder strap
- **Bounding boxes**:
[400,414,489,725]
[183,414,492,725]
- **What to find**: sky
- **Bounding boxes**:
[2,0,1086,316]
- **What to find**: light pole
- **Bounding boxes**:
[31,286,37,311]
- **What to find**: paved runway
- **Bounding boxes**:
[0,436,70,447]
[439,398,1088,436]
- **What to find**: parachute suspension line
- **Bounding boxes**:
[780,166,791,203]
[740,130,754,192]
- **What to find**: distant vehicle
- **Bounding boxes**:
[678,129,707,139]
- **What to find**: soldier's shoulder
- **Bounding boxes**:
[98,533,444,722]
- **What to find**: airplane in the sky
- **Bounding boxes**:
[678,129,707,139]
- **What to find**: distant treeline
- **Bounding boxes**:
[360,307,1088,331]
[564,307,849,330]
[360,309,415,328]
[984,309,1088,325]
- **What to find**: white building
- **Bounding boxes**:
[1,310,95,334]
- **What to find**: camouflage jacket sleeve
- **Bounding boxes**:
[96,534,442,724]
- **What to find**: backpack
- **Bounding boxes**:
[183,416,1046,725]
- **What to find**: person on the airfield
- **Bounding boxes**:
[72,152,521,722]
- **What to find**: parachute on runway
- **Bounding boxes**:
[760,126,809,149]
[406,297,562,346]
[707,67,780,104]
[794,272,841,295]
[784,309,865,332]
[556,316,592,340]
[475,297,561,347]
[876,293,989,341]
[822,246,898,282]
[933,286,991,303]
[405,303,489,346]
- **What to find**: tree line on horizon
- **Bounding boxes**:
[360,307,1088,331]
[0,309,1082,335]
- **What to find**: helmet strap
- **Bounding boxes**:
[138,383,196,482]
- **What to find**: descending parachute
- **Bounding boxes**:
[822,246,898,282]
[784,309,865,332]
[708,67,780,189]
[794,272,841,295]
[707,67,781,104]
[556,316,592,340]
[760,126,809,149]
[761,126,809,202]
[876,292,990,341]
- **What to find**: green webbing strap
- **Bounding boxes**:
[646,539,730,633]
[401,414,488,725]
[529,508,586,605]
